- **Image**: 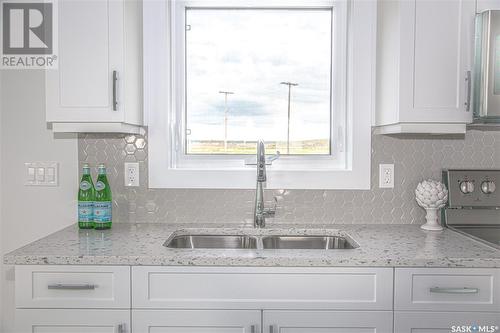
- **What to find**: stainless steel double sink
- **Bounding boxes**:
[165,234,358,250]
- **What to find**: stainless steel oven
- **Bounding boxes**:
[442,169,500,249]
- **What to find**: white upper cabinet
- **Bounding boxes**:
[375,0,475,134]
[46,0,143,134]
[477,0,500,12]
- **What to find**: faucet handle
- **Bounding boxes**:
[263,196,278,217]
[266,151,280,164]
[263,208,276,218]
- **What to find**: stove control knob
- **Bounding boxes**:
[459,181,475,194]
[481,180,496,194]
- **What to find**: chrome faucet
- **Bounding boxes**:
[253,140,278,228]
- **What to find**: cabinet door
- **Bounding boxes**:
[16,265,131,309]
[132,310,261,333]
[477,0,500,12]
[394,268,500,312]
[16,309,130,333]
[263,310,393,333]
[400,0,475,123]
[46,0,124,122]
[132,266,393,310]
[394,311,500,333]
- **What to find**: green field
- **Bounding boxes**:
[187,139,330,155]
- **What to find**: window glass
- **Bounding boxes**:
[185,8,333,155]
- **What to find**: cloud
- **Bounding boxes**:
[185,8,332,141]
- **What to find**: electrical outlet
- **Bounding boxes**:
[379,164,394,188]
[124,162,140,187]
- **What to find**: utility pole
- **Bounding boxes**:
[280,82,298,154]
[219,91,234,152]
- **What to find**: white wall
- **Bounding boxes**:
[0,67,3,330]
[0,70,78,332]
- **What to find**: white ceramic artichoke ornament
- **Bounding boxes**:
[415,179,448,231]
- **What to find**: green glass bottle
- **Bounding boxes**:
[78,163,95,229]
[94,164,112,230]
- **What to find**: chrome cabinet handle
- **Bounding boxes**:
[250,325,257,333]
[465,70,471,112]
[48,283,96,290]
[118,323,126,333]
[430,287,479,294]
[270,325,276,333]
[112,70,118,111]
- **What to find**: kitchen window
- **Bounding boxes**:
[145,0,374,189]
[185,8,332,156]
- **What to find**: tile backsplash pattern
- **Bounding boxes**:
[79,130,500,224]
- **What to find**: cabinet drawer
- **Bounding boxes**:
[263,310,393,333]
[16,309,130,333]
[395,268,500,312]
[394,311,500,332]
[16,265,130,309]
[132,266,393,310]
[132,310,261,333]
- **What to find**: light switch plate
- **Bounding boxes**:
[25,162,58,186]
[379,164,394,188]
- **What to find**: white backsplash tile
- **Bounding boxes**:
[79,130,500,224]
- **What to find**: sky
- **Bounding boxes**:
[185,8,333,142]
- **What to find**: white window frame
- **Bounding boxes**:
[144,0,375,189]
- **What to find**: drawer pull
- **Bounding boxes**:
[118,323,126,333]
[250,325,257,333]
[48,283,96,290]
[430,287,479,294]
[112,70,118,111]
[465,70,471,111]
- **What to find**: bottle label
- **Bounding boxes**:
[79,180,91,191]
[78,201,94,222]
[94,201,112,223]
[95,181,106,191]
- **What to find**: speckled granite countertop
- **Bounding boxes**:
[4,223,500,267]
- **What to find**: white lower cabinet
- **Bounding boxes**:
[394,311,500,332]
[14,266,500,333]
[394,268,500,332]
[132,266,393,310]
[15,309,130,333]
[394,268,500,312]
[15,265,131,309]
[132,310,261,333]
[131,310,393,333]
[263,310,393,333]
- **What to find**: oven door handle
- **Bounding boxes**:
[430,287,479,294]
